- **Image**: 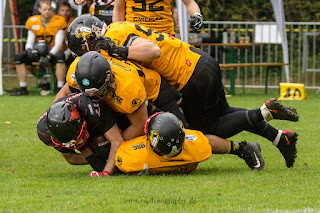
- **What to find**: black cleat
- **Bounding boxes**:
[238,141,265,170]
[11,87,28,96]
[277,130,298,168]
[263,98,299,122]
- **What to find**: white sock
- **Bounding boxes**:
[20,82,27,87]
[260,103,273,122]
[272,130,283,146]
[57,81,64,88]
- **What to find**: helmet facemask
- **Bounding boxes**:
[51,120,89,150]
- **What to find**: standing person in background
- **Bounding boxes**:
[75,0,115,25]
[112,0,203,35]
[12,0,67,96]
[58,1,76,66]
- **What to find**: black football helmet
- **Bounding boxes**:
[66,14,106,56]
[47,101,89,150]
[144,112,186,157]
[33,40,50,57]
[75,51,114,101]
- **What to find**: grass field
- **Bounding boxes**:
[1,89,320,212]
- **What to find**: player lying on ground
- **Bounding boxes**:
[89,112,265,176]
[65,16,299,168]
[37,93,123,175]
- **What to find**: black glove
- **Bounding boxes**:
[39,54,51,71]
[190,13,203,30]
[26,48,39,62]
[94,36,129,58]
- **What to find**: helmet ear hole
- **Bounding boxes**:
[146,112,185,157]
[75,51,112,100]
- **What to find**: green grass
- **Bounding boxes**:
[1,90,320,212]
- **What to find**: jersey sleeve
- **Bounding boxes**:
[66,57,80,90]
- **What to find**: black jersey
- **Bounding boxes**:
[37,93,116,153]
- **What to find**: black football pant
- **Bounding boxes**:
[180,47,278,142]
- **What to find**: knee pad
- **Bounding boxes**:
[15,51,28,64]
[54,51,65,63]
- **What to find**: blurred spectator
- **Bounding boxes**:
[58,1,76,66]
[75,0,114,25]
[172,7,179,29]
[33,0,79,15]
[12,0,67,96]
[81,0,93,14]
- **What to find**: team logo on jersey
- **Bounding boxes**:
[31,25,40,30]
[30,17,38,21]
[149,130,159,148]
[186,60,192,67]
[185,135,197,141]
[75,26,92,39]
[116,156,122,166]
[132,98,142,107]
[82,78,90,86]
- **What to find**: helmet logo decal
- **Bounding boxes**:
[149,130,159,148]
[75,26,92,39]
[69,107,80,122]
[82,78,90,86]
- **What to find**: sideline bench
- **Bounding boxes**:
[219,62,288,95]
[32,62,56,95]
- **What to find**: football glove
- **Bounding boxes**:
[190,13,203,30]
[94,36,129,58]
[39,56,50,71]
[88,171,110,177]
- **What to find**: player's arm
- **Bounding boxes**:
[54,83,72,102]
[95,36,161,61]
[122,102,148,141]
[61,151,89,165]
[102,124,124,174]
[112,0,126,22]
[50,30,65,55]
[127,37,161,61]
[182,0,203,30]
[182,0,201,17]
[25,30,36,50]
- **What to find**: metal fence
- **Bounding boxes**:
[2,22,320,90]
[189,21,320,90]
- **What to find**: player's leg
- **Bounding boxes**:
[205,134,264,170]
[54,51,67,92]
[11,51,30,96]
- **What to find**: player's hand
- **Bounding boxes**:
[75,0,86,5]
[94,36,116,53]
[190,13,203,30]
[39,56,50,70]
[88,171,110,177]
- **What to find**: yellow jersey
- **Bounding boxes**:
[25,14,67,48]
[104,22,201,91]
[123,0,175,35]
[66,53,161,113]
[115,129,212,175]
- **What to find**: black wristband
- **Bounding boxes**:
[85,154,107,172]
[114,46,129,58]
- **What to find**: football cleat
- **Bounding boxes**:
[277,130,298,168]
[238,141,265,170]
[261,98,299,122]
[11,87,28,96]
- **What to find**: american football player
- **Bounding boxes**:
[89,112,265,176]
[12,0,68,95]
[112,0,203,35]
[96,21,299,168]
[37,93,123,174]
